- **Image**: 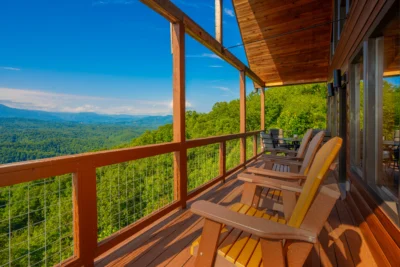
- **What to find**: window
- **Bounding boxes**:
[377,10,400,201]
[349,2,399,222]
[331,0,351,57]
[338,0,346,39]
[350,53,364,174]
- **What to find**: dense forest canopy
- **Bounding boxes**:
[0,83,330,266]
[0,118,148,164]
[132,83,328,146]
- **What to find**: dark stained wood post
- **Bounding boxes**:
[172,22,187,209]
[73,162,98,267]
[240,71,246,164]
[260,87,265,131]
[219,141,226,182]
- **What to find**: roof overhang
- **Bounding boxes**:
[232,0,333,87]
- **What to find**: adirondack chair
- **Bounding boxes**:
[256,130,325,176]
[190,137,343,267]
[239,131,326,213]
[312,129,331,144]
[260,131,276,150]
[263,129,313,160]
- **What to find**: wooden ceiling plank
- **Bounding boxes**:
[233,0,332,85]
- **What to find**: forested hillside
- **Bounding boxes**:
[0,118,148,164]
[132,83,328,146]
[0,83,328,266]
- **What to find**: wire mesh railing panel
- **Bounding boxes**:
[0,175,74,267]
[187,144,219,192]
[246,136,254,160]
[257,135,261,154]
[226,139,241,171]
[96,153,174,242]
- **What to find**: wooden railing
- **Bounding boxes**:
[0,130,262,266]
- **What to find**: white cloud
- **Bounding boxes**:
[213,86,230,91]
[209,65,223,68]
[186,53,222,61]
[0,88,179,115]
[212,86,236,96]
[224,8,235,17]
[169,100,193,109]
[1,67,21,71]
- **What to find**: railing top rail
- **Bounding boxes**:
[0,131,261,187]
[186,130,262,149]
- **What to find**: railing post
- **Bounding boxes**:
[260,87,265,131]
[172,22,187,209]
[73,162,98,267]
[219,141,226,182]
[253,134,257,157]
[240,70,246,164]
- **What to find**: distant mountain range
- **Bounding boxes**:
[0,104,172,127]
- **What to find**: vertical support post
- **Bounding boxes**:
[240,71,246,164]
[253,134,257,157]
[375,37,384,186]
[219,141,226,182]
[338,72,347,184]
[363,39,377,186]
[172,22,187,209]
[215,0,223,45]
[260,87,265,131]
[73,163,98,267]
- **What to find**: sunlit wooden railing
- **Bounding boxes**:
[0,130,262,266]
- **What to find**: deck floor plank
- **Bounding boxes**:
[96,170,379,267]
[335,199,377,267]
[326,202,354,267]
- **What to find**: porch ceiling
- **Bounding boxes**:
[232,0,333,86]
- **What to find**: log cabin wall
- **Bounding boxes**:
[329,0,400,265]
[328,0,395,78]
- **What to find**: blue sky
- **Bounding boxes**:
[0,0,252,115]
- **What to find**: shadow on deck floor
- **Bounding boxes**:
[95,168,377,267]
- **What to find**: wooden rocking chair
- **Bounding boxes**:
[263,129,313,160]
[190,137,342,267]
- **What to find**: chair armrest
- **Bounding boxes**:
[191,200,317,243]
[246,167,306,180]
[262,154,302,161]
[265,148,297,155]
[238,173,303,193]
[262,158,303,166]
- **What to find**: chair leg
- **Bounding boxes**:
[285,240,313,267]
[260,238,286,267]
[195,219,222,267]
[241,183,262,208]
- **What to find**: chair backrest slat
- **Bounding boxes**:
[299,131,325,175]
[288,137,343,228]
[295,129,313,159]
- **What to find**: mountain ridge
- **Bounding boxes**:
[0,104,172,126]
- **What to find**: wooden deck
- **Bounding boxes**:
[95,168,377,267]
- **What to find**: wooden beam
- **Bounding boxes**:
[215,0,222,45]
[260,87,265,131]
[172,22,187,209]
[240,70,246,164]
[139,0,264,87]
